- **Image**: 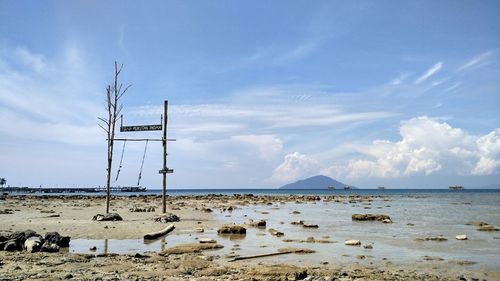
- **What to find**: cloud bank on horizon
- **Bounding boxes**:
[0,1,499,188]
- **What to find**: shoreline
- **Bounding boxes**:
[1,194,499,280]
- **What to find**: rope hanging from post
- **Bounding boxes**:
[115,140,127,182]
[137,139,148,186]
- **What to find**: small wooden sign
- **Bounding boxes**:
[159,168,174,174]
[120,124,162,132]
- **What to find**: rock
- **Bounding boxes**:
[0,209,13,214]
[154,213,180,223]
[161,243,224,255]
[415,235,447,241]
[199,238,217,244]
[40,241,60,252]
[303,223,319,228]
[89,246,97,251]
[269,228,284,237]
[202,208,213,213]
[291,220,304,225]
[195,228,205,233]
[4,240,22,252]
[352,214,392,222]
[92,213,123,221]
[64,273,73,279]
[24,236,43,253]
[363,244,373,249]
[456,234,468,240]
[217,225,246,235]
[129,207,155,212]
[477,224,499,231]
[248,219,266,228]
[345,240,361,246]
[44,232,70,247]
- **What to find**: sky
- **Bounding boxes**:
[0,1,499,189]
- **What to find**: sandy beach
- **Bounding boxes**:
[1,194,500,280]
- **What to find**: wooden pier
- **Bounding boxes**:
[0,186,144,194]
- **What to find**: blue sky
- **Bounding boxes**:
[0,1,499,188]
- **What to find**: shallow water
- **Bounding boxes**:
[69,192,500,269]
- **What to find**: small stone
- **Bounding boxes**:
[64,273,73,279]
[195,228,204,233]
[89,246,97,251]
[363,244,373,249]
[456,234,468,240]
[199,238,217,244]
[345,239,361,246]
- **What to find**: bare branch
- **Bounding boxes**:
[97,117,109,125]
[98,123,109,133]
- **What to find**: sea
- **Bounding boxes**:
[10,188,500,269]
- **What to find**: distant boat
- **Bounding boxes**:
[328,186,336,190]
[120,186,146,192]
[378,186,385,190]
[343,185,352,190]
[449,185,464,190]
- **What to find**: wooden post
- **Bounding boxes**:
[162,100,168,214]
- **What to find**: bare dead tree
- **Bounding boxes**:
[98,62,131,214]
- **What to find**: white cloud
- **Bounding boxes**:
[232,135,283,161]
[268,152,319,183]
[472,129,500,175]
[323,117,500,179]
[457,50,495,72]
[414,62,443,84]
[0,45,103,145]
[127,86,396,140]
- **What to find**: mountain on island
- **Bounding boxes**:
[279,175,356,189]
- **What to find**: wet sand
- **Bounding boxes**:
[1,194,499,280]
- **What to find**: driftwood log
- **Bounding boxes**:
[143,224,175,240]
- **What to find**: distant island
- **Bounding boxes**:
[279,175,357,189]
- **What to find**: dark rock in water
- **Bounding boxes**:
[92,213,123,221]
[248,219,266,228]
[217,225,247,235]
[0,235,7,243]
[0,209,13,214]
[44,232,70,247]
[154,213,180,223]
[352,214,392,223]
[40,241,60,252]
[4,240,22,252]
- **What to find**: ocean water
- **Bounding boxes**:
[68,189,500,269]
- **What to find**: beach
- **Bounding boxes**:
[1,192,500,280]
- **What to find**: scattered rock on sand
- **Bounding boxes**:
[302,223,319,228]
[345,240,361,246]
[199,238,217,244]
[40,241,60,252]
[268,228,284,237]
[456,234,468,240]
[44,232,71,247]
[248,219,266,228]
[4,240,22,251]
[154,213,180,223]
[24,236,42,253]
[92,213,123,221]
[129,206,155,212]
[415,235,447,241]
[0,209,13,214]
[195,228,205,233]
[217,225,247,235]
[352,214,392,223]
[291,220,304,225]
